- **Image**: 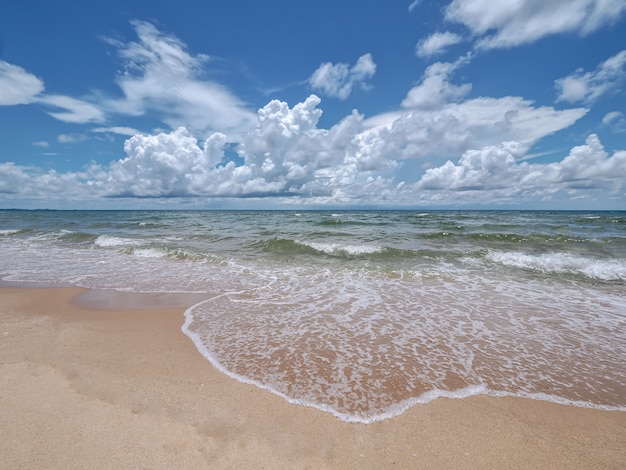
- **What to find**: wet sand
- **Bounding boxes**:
[1,287,624,469]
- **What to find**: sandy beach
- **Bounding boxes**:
[1,286,624,469]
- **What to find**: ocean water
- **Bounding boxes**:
[1,209,625,423]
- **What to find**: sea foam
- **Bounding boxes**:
[182,267,626,423]
[94,235,143,248]
[487,250,626,281]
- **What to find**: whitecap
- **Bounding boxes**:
[94,235,143,248]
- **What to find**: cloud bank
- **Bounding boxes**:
[2,92,620,208]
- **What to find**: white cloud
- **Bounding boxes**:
[417,141,526,191]
[239,95,382,190]
[0,61,104,124]
[373,96,586,162]
[370,55,588,163]
[93,126,142,136]
[402,61,471,109]
[104,96,374,199]
[416,32,463,57]
[105,20,255,138]
[548,134,626,183]
[555,50,626,104]
[602,111,626,133]
[0,92,608,208]
[98,90,587,201]
[58,133,89,144]
[408,0,421,12]
[32,141,49,148]
[445,0,626,50]
[39,95,106,124]
[0,60,106,125]
[414,134,626,204]
[0,161,108,201]
[3,130,624,208]
[603,111,623,125]
[0,21,256,137]
[0,61,44,105]
[0,163,31,194]
[107,127,214,197]
[308,53,376,100]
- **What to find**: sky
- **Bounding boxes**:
[1,0,626,210]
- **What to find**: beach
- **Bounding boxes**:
[1,286,624,469]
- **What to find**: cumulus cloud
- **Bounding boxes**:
[104,96,378,199]
[0,61,44,105]
[3,127,624,208]
[445,0,626,50]
[107,127,218,197]
[555,50,626,104]
[0,163,31,194]
[549,135,626,183]
[98,91,587,201]
[417,141,528,191]
[0,161,107,201]
[416,32,463,57]
[104,20,255,137]
[414,134,626,204]
[0,85,606,208]
[402,60,471,109]
[308,54,376,100]
[239,95,388,192]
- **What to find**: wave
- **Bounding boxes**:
[56,230,99,245]
[260,238,320,255]
[315,219,386,227]
[6,229,99,246]
[303,241,385,256]
[259,237,422,260]
[91,235,224,264]
[487,251,626,281]
[0,229,26,236]
[94,235,144,248]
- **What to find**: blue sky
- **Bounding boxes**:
[1,0,625,209]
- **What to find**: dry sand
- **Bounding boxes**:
[1,286,624,469]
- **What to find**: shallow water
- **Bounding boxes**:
[1,210,625,422]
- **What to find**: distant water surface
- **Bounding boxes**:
[1,210,625,422]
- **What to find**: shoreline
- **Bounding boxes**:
[1,286,625,468]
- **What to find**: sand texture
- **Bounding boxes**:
[1,287,625,469]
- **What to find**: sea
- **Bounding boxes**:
[1,209,625,423]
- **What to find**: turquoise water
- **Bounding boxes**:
[1,210,625,422]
